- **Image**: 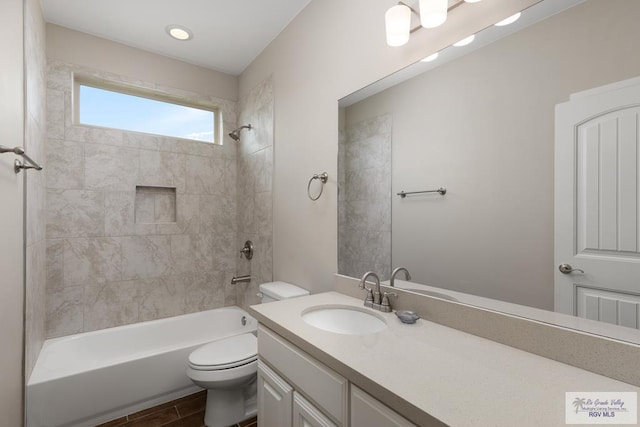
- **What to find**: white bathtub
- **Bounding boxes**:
[27,307,257,427]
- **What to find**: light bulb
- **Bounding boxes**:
[419,0,448,29]
[453,34,475,47]
[421,52,439,62]
[385,5,411,47]
[495,12,522,27]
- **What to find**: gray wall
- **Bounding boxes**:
[343,0,640,310]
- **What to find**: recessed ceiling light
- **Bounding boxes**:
[166,25,193,41]
[453,34,475,47]
[495,12,522,27]
[420,52,439,62]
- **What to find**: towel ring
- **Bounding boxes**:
[307,172,328,201]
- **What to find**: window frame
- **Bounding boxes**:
[73,74,223,145]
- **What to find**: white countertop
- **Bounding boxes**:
[250,291,640,426]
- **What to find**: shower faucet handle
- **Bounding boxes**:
[240,240,254,260]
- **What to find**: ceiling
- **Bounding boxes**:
[40,0,312,75]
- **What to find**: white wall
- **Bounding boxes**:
[341,0,640,310]
[0,0,25,424]
[239,0,537,292]
[46,24,238,101]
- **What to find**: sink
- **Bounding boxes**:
[301,305,387,335]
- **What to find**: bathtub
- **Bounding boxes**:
[27,307,257,427]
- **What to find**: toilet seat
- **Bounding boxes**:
[188,333,257,371]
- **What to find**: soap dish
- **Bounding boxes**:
[395,310,420,324]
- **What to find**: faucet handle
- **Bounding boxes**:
[380,292,398,313]
[364,288,374,308]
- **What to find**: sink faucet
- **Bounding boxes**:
[359,271,381,309]
[390,267,411,287]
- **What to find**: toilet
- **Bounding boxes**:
[186,281,309,427]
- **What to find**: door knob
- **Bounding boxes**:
[559,263,584,274]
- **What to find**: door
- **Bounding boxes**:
[292,392,337,427]
[257,360,293,427]
[555,77,640,328]
[0,0,26,424]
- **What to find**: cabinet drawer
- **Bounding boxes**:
[258,325,348,425]
[351,386,416,427]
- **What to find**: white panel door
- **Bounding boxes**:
[292,392,337,427]
[555,77,640,326]
[257,360,293,427]
[350,386,416,427]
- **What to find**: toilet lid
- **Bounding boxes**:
[189,334,257,370]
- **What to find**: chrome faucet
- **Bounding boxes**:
[390,267,411,287]
[359,271,381,309]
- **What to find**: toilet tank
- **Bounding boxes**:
[259,281,309,303]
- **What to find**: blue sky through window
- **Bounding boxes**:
[79,85,215,142]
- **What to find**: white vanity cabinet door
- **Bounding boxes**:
[293,392,338,427]
[258,360,293,427]
[350,386,416,427]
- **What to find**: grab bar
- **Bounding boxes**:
[0,145,43,173]
[397,187,446,198]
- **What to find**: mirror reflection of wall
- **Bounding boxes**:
[338,0,640,315]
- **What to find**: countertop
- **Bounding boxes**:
[250,291,640,426]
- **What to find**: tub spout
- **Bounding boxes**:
[231,275,251,285]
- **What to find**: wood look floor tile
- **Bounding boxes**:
[175,394,206,418]
[95,416,128,427]
[160,410,205,427]
[121,407,179,427]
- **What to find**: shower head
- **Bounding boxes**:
[228,124,252,141]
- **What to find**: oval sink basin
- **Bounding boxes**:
[302,305,387,335]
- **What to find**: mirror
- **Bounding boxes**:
[338,0,640,343]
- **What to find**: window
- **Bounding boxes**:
[75,76,221,144]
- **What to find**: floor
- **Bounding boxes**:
[95,391,257,427]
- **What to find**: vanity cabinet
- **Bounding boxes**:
[350,386,415,427]
[257,325,415,427]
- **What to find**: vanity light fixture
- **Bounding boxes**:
[419,0,448,29]
[494,12,522,27]
[385,0,466,47]
[385,4,412,47]
[420,52,439,62]
[166,25,193,41]
[453,34,475,47]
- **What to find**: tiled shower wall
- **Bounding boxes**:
[24,0,47,377]
[44,61,241,337]
[236,76,274,308]
[338,114,392,281]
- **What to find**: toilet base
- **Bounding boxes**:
[203,380,257,427]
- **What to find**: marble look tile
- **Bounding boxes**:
[223,271,237,307]
[184,272,225,313]
[66,125,125,147]
[185,155,219,195]
[253,147,273,193]
[47,189,104,238]
[83,281,139,332]
[25,159,46,247]
[170,234,214,275]
[121,236,172,280]
[211,231,236,271]
[254,192,272,235]
[46,139,84,189]
[345,199,391,232]
[237,194,255,234]
[84,143,139,191]
[155,192,176,223]
[46,89,65,140]
[46,287,84,338]
[46,239,65,292]
[46,64,71,92]
[63,238,122,286]
[139,150,186,193]
[138,276,186,322]
[25,241,46,377]
[135,191,155,223]
[200,194,236,234]
[105,192,157,236]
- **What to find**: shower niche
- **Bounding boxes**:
[134,186,177,223]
